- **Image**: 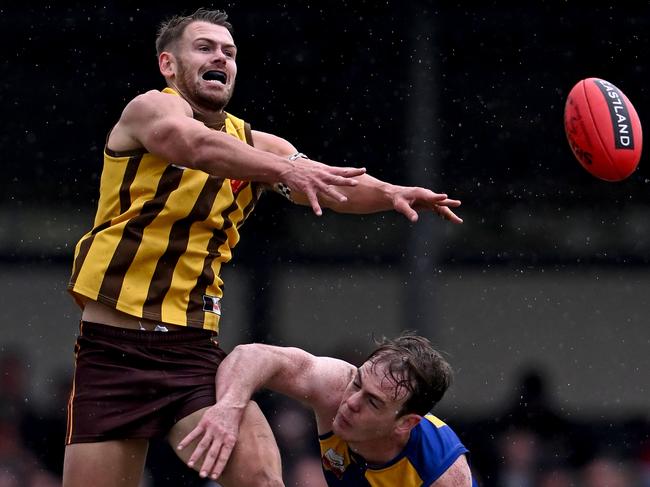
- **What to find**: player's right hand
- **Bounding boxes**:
[279,158,366,215]
[177,402,242,480]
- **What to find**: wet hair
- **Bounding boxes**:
[155,8,233,56]
[365,333,453,417]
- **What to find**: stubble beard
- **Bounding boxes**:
[177,62,234,112]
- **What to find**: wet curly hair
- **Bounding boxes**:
[365,333,453,416]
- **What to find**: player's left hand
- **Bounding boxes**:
[392,187,463,223]
[176,402,242,480]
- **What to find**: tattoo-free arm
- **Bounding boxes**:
[112,90,365,215]
[252,129,462,223]
[176,344,352,480]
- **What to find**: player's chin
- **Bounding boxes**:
[332,414,352,436]
[198,90,231,110]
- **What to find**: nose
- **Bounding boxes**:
[344,391,362,412]
[211,48,227,64]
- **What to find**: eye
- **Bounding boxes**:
[224,50,235,58]
[352,381,361,389]
[368,398,379,409]
[198,45,210,52]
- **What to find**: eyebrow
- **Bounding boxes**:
[194,38,237,50]
[356,368,387,406]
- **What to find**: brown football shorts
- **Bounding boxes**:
[65,321,226,444]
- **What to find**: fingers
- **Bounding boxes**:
[197,434,237,480]
[394,199,419,222]
[177,426,204,452]
[180,430,236,481]
[324,174,361,187]
[437,198,462,208]
[209,442,235,480]
[305,189,324,216]
[198,441,220,479]
[187,432,212,469]
[321,185,349,203]
[331,166,366,177]
[394,194,463,224]
[436,205,464,224]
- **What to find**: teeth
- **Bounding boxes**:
[203,71,227,83]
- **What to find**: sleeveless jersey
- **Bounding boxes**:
[68,88,260,332]
[319,415,469,487]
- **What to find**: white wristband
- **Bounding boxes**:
[288,152,308,161]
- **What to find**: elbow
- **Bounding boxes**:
[231,343,263,356]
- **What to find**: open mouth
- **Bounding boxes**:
[202,70,227,84]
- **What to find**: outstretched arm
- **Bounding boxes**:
[313,173,463,223]
[109,90,366,215]
[176,344,353,480]
[252,130,462,223]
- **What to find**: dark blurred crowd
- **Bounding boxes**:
[1,348,649,487]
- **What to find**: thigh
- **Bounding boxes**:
[169,402,283,487]
[62,439,149,487]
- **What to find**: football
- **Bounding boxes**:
[564,78,642,181]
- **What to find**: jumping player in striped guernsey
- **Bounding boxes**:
[179,334,474,486]
[63,8,463,487]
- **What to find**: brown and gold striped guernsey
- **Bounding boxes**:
[68,88,260,332]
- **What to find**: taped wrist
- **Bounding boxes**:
[288,152,308,161]
[273,152,309,201]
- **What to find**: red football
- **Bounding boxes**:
[564,78,642,181]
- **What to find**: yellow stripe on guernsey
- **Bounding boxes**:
[68,87,258,332]
[321,433,424,487]
[320,415,454,487]
[365,461,423,487]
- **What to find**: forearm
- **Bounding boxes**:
[318,173,397,214]
[215,344,296,412]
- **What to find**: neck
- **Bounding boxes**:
[192,105,227,127]
[167,82,227,126]
[347,432,410,466]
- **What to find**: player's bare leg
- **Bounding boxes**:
[62,439,149,487]
[170,401,283,487]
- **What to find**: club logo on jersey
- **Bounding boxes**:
[230,179,248,195]
[202,295,222,316]
[322,448,346,479]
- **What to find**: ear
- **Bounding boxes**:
[159,52,176,78]
[395,413,422,435]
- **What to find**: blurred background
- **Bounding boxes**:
[2,1,650,485]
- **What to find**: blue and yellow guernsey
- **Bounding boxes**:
[319,415,469,487]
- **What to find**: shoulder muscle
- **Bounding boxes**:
[108,90,193,152]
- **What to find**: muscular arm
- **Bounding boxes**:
[252,129,463,223]
[177,343,353,478]
[112,91,293,183]
[109,90,365,214]
[216,344,351,421]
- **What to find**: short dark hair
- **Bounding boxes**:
[155,8,233,56]
[366,333,453,416]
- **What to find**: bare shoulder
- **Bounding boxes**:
[108,89,192,152]
[122,89,192,121]
[430,455,472,487]
[250,129,297,156]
